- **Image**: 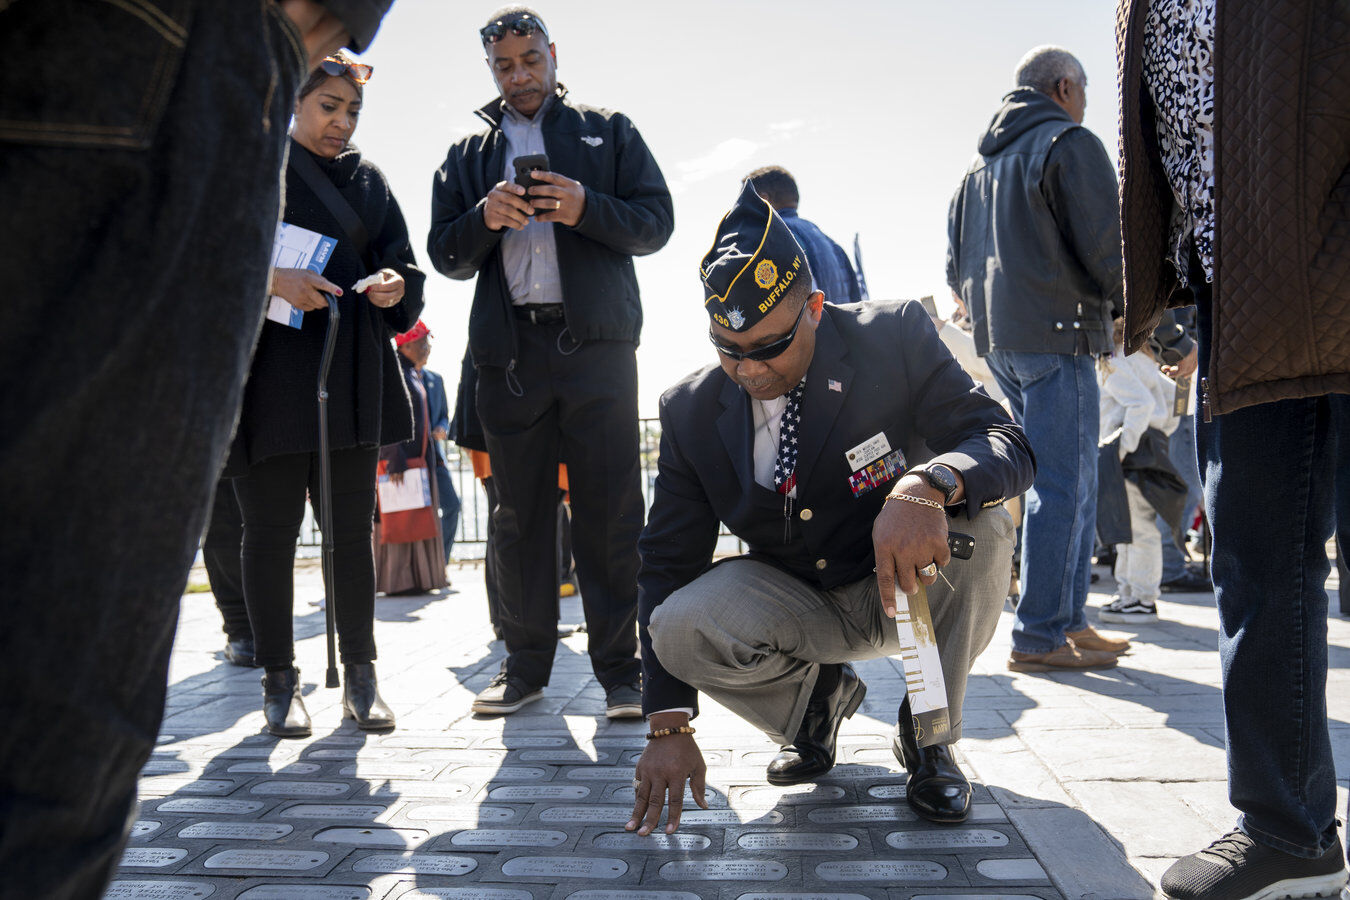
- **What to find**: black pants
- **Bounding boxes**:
[477,322,643,690]
[203,475,251,642]
[233,446,379,669]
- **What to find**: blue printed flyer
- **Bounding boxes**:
[267,223,338,329]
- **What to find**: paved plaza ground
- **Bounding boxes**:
[109,557,1350,900]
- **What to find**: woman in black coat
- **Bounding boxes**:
[226,53,424,737]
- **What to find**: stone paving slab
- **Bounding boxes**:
[106,560,1349,900]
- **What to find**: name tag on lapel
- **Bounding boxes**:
[845,432,892,471]
[848,448,907,497]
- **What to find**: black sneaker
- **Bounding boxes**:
[471,674,543,715]
[604,682,643,719]
[1160,828,1346,899]
[1162,564,1213,594]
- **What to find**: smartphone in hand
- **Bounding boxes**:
[512,153,550,216]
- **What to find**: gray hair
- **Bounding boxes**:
[1014,46,1085,94]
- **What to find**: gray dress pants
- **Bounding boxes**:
[649,506,1014,746]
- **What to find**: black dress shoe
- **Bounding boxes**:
[223,637,257,667]
[893,697,970,823]
[262,667,311,738]
[342,663,396,732]
[766,663,867,786]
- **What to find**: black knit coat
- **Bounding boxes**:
[227,140,425,473]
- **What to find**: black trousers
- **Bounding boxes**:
[233,446,379,669]
[203,475,251,642]
[477,321,643,690]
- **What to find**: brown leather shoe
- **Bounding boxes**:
[1008,642,1119,672]
[1066,624,1130,654]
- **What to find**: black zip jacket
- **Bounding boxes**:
[426,87,673,370]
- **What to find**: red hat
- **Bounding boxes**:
[395,320,431,347]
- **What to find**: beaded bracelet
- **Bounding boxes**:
[884,491,945,512]
[646,726,696,740]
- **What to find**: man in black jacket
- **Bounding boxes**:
[427,6,673,717]
[947,45,1129,672]
[627,183,1033,834]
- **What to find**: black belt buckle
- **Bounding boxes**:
[516,304,564,325]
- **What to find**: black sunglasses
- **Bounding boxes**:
[480,14,550,45]
[709,299,810,362]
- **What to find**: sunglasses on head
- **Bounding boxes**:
[480,13,550,45]
[319,57,373,84]
[709,298,810,362]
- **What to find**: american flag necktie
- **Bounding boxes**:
[772,379,806,495]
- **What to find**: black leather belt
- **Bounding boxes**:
[513,304,565,325]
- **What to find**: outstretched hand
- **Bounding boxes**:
[626,734,708,835]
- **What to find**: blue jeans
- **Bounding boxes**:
[1195,290,1340,857]
[0,4,303,897]
[435,462,462,562]
[1159,411,1202,581]
[987,350,1099,653]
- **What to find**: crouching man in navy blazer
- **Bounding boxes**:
[627,183,1036,834]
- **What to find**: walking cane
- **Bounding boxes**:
[318,291,341,689]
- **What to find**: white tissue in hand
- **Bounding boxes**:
[353,273,385,293]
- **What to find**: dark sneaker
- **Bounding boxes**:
[1160,828,1346,899]
[604,682,643,719]
[1162,565,1213,594]
[1099,595,1159,624]
[471,674,543,715]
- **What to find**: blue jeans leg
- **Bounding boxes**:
[1159,412,1202,581]
[987,350,1098,653]
[435,463,461,562]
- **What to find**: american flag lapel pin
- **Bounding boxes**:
[828,379,843,392]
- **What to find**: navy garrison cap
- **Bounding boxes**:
[700,181,812,332]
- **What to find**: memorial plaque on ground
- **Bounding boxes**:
[207,746,293,760]
[562,766,635,781]
[140,778,239,796]
[517,749,610,763]
[248,780,351,797]
[351,852,478,876]
[499,856,627,879]
[732,784,847,806]
[815,860,946,882]
[120,848,189,868]
[806,805,915,824]
[566,892,701,900]
[736,832,858,852]
[378,734,471,749]
[178,822,293,840]
[203,849,330,871]
[226,762,323,776]
[738,893,872,900]
[680,808,783,826]
[448,765,547,781]
[313,826,430,848]
[104,879,216,898]
[340,762,439,778]
[591,831,711,851]
[606,786,727,808]
[447,828,568,848]
[306,747,397,760]
[393,888,534,900]
[658,860,787,882]
[538,806,635,824]
[280,803,387,821]
[411,748,507,763]
[235,885,369,899]
[974,858,1050,881]
[156,798,264,815]
[863,784,907,800]
[363,780,473,799]
[141,759,194,775]
[472,735,568,749]
[403,803,515,822]
[885,828,1009,850]
[130,820,162,839]
[488,784,590,801]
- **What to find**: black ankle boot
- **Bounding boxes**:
[343,663,395,732]
[893,697,970,823]
[261,667,311,738]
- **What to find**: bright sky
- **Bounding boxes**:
[352,1,1121,417]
